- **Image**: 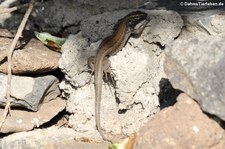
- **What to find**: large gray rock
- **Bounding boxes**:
[59,9,183,141]
[135,93,225,149]
[0,73,60,111]
[164,27,225,120]
[0,29,60,74]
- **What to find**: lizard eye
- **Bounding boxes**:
[126,11,147,28]
[127,19,136,28]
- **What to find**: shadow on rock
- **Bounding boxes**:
[158,78,182,109]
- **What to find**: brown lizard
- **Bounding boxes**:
[88,11,148,142]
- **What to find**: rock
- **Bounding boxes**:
[0,97,66,133]
[164,27,225,121]
[182,10,225,36]
[0,127,110,149]
[135,93,225,149]
[59,10,183,140]
[0,1,24,30]
[29,0,155,34]
[81,10,183,43]
[59,33,90,87]
[0,73,60,111]
[142,10,183,46]
[0,29,60,74]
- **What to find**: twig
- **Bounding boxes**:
[0,0,36,130]
[0,3,29,14]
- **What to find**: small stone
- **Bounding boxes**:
[0,73,60,111]
[0,97,66,133]
[0,29,60,74]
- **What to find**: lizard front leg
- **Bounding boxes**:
[87,56,115,85]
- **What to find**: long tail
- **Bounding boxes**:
[94,58,113,143]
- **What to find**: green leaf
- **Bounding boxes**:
[34,31,66,48]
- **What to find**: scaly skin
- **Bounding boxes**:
[89,11,148,143]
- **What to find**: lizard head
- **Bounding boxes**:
[125,11,149,36]
[126,11,147,27]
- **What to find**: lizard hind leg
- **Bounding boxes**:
[102,62,117,96]
[103,71,114,95]
[102,57,116,87]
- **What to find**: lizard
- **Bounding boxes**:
[88,11,149,142]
